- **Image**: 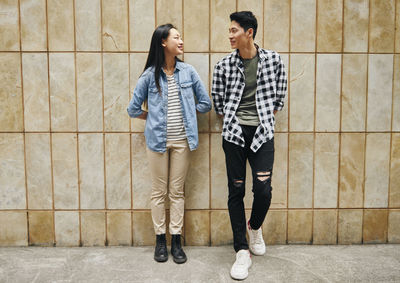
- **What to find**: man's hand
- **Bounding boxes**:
[137,111,148,120]
[273,110,277,115]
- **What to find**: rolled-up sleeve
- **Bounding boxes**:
[127,73,149,118]
[211,63,225,115]
[190,66,212,113]
[274,54,287,112]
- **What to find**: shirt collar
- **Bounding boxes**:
[230,44,267,67]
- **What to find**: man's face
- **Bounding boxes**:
[229,21,251,49]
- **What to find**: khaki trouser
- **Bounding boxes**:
[146,139,190,235]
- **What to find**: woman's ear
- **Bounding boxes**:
[161,39,167,47]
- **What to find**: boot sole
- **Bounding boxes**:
[173,257,187,264]
[154,256,168,262]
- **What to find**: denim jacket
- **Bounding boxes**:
[127,61,212,152]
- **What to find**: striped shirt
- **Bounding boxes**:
[166,75,186,141]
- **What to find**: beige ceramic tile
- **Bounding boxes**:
[75,0,101,51]
[210,0,235,52]
[185,211,210,246]
[185,134,209,209]
[367,55,393,132]
[78,134,105,209]
[0,53,22,131]
[237,0,263,47]
[20,0,47,51]
[363,209,388,244]
[49,53,77,132]
[339,134,365,208]
[0,212,27,246]
[0,0,19,51]
[390,134,400,207]
[130,53,147,132]
[287,210,312,244]
[184,53,210,133]
[54,211,80,246]
[289,54,315,132]
[28,211,54,246]
[264,0,290,51]
[81,211,106,246]
[131,134,151,209]
[211,134,227,209]
[393,55,400,131]
[288,134,313,208]
[47,0,74,51]
[105,134,131,209]
[343,0,369,52]
[107,211,131,246]
[156,0,182,32]
[313,210,337,244]
[25,133,52,209]
[210,53,229,132]
[52,133,79,209]
[22,53,49,131]
[76,53,103,132]
[291,0,316,52]
[103,53,130,132]
[210,210,232,246]
[184,0,209,52]
[317,0,343,52]
[130,0,155,51]
[262,210,287,244]
[365,134,390,208]
[0,134,26,209]
[275,53,289,132]
[102,0,129,51]
[132,211,154,246]
[338,209,363,244]
[341,54,367,132]
[314,134,339,208]
[388,210,400,243]
[270,133,287,209]
[316,54,341,132]
[369,0,395,53]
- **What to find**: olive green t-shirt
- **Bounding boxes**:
[236,54,260,126]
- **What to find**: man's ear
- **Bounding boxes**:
[247,28,254,39]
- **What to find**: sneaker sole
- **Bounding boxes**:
[173,257,187,264]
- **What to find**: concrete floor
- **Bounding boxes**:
[0,245,399,282]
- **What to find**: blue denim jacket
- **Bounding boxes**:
[127,61,212,152]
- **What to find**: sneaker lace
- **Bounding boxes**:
[236,252,249,266]
[252,229,263,245]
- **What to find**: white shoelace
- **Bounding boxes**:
[251,228,263,245]
[236,252,250,266]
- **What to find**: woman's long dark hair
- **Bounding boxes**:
[143,23,181,94]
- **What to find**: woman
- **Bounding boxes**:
[127,24,211,264]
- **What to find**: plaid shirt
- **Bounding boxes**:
[211,46,287,152]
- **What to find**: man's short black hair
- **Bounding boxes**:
[230,11,258,39]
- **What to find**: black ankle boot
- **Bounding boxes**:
[171,234,187,264]
[154,234,168,262]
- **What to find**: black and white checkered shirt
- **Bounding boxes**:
[211,45,287,152]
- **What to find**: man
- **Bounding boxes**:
[211,11,287,280]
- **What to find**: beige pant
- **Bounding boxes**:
[146,139,191,235]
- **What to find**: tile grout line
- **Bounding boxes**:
[286,0,292,244]
[17,0,30,246]
[336,0,345,244]
[127,0,133,246]
[362,0,372,244]
[208,0,212,246]
[311,0,319,244]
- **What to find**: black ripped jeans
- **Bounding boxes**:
[222,125,274,252]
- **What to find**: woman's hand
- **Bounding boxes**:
[137,111,148,120]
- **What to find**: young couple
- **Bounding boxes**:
[127,11,287,280]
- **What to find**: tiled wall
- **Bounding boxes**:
[0,0,399,246]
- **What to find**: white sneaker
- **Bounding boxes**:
[230,249,252,280]
[247,220,266,256]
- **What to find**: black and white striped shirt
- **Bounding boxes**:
[166,75,186,141]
